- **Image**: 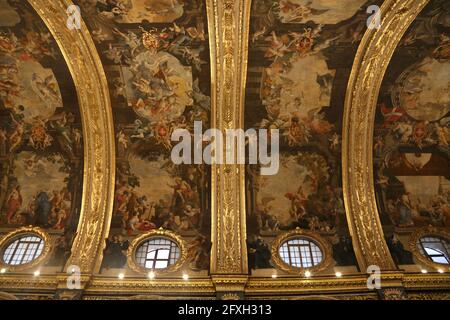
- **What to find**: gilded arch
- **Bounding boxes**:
[27,0,115,274]
[342,0,430,271]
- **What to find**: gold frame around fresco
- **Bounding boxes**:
[270,228,333,274]
[0,226,52,272]
[127,229,188,275]
[408,226,450,272]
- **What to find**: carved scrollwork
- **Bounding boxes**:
[342,0,430,271]
[27,0,115,274]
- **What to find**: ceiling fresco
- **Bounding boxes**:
[74,0,212,275]
[0,0,83,269]
[244,0,385,273]
[374,0,450,269]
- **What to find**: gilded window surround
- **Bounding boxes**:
[342,0,430,271]
[0,226,52,272]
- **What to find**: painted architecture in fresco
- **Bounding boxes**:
[75,0,212,273]
[244,0,386,272]
[0,0,83,267]
[374,0,450,267]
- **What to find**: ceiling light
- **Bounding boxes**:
[0,268,6,274]
[118,273,125,279]
[335,272,342,278]
[148,271,155,280]
[33,270,40,277]
[421,269,428,274]
[182,273,189,280]
[304,271,311,278]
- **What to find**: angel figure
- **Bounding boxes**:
[9,114,24,152]
[117,130,128,153]
[104,43,124,64]
[31,73,62,105]
[112,78,127,99]
[329,132,340,150]
[113,28,140,56]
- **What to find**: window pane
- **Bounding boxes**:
[135,237,180,270]
[2,235,44,266]
[279,237,323,268]
[418,236,450,265]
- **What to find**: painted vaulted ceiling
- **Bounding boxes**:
[0,0,448,300]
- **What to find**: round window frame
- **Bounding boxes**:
[127,229,187,275]
[271,228,333,274]
[0,227,51,272]
[408,226,450,272]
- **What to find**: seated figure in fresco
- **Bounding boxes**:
[332,235,357,266]
[102,235,129,270]
[50,234,72,266]
[247,235,272,270]
[34,191,52,227]
[396,192,414,227]
[5,186,22,224]
[386,234,414,266]
[187,235,210,271]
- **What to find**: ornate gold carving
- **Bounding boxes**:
[342,0,430,271]
[270,228,333,274]
[0,292,18,300]
[206,0,252,275]
[0,226,51,272]
[127,229,187,275]
[0,274,58,291]
[408,226,450,272]
[211,275,248,293]
[86,277,216,296]
[407,293,450,300]
[27,0,115,274]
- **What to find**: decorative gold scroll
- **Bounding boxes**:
[206,0,252,275]
[342,0,430,271]
[28,0,115,274]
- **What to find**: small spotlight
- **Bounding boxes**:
[118,273,125,279]
[437,269,444,274]
[148,271,155,280]
[335,272,342,278]
[271,274,277,279]
[33,270,40,277]
[0,268,6,274]
[182,273,189,280]
[421,269,428,274]
[304,271,311,278]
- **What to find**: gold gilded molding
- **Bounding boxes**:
[342,0,429,271]
[270,228,333,274]
[0,227,51,272]
[206,0,252,275]
[126,229,187,275]
[27,0,115,274]
[408,226,450,272]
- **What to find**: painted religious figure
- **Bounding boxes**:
[0,1,84,268]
